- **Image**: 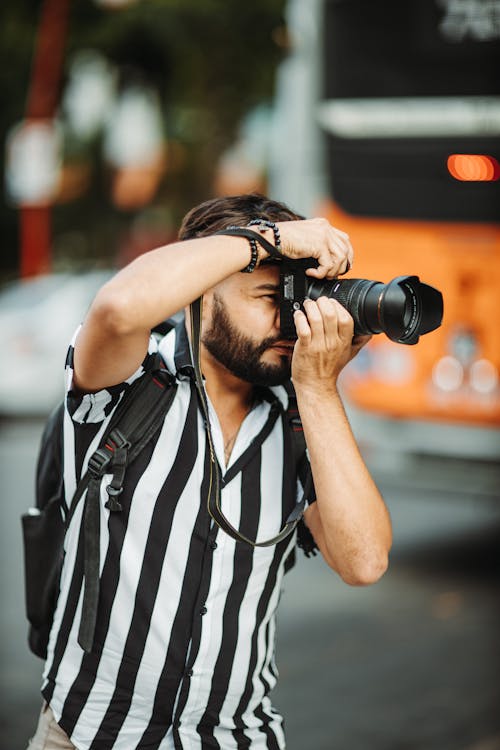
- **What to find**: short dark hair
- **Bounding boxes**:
[178,193,304,241]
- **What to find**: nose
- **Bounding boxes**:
[273,304,281,334]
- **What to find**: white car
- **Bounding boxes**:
[0,270,113,416]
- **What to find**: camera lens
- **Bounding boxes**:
[403,295,413,329]
[305,278,381,335]
[305,275,443,345]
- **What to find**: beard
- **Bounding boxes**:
[202,294,292,386]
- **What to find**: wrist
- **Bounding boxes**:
[294,380,341,404]
[214,226,281,272]
[246,219,282,267]
[255,228,274,266]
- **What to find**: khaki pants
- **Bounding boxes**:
[27,703,76,750]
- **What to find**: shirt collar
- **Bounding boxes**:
[157,320,194,380]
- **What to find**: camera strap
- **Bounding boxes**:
[189,297,310,547]
[215,227,283,260]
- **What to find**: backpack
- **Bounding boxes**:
[22,351,177,658]
[21,318,316,660]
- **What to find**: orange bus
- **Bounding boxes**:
[271,0,500,459]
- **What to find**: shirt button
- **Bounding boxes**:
[185,669,193,678]
[209,541,218,550]
[200,606,208,615]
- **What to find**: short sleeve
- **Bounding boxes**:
[64,327,159,425]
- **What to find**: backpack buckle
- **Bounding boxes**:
[105,484,123,512]
[88,448,113,479]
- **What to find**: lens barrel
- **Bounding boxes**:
[305,275,443,345]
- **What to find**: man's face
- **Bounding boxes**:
[202,265,294,386]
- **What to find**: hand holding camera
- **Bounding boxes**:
[270,217,354,278]
[291,296,372,392]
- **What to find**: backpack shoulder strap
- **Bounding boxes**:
[76,359,177,652]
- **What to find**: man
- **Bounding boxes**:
[28,194,392,750]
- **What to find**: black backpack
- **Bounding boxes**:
[21,352,177,658]
[22,320,316,660]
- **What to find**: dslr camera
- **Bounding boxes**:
[279,259,443,344]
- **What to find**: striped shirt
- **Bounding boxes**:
[41,322,311,750]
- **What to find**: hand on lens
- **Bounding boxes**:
[291,297,371,392]
[276,218,353,279]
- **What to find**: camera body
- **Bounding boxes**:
[279,258,443,345]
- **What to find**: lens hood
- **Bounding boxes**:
[380,276,443,344]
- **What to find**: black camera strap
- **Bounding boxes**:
[189,297,310,548]
[215,227,283,260]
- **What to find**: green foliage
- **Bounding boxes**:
[0,0,287,276]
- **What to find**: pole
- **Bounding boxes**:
[20,0,70,277]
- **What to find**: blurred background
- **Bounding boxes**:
[1,0,500,748]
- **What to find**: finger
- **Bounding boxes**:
[329,233,354,277]
[301,222,354,279]
[316,297,340,347]
[293,309,311,342]
[330,229,351,256]
[304,263,329,280]
[302,298,327,343]
[338,257,351,276]
[332,299,354,341]
[310,237,352,280]
[304,249,342,279]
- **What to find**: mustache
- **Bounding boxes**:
[257,336,294,356]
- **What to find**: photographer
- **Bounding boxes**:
[28,194,392,750]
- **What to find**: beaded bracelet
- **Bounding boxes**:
[222,225,257,272]
[242,237,259,273]
[247,219,281,255]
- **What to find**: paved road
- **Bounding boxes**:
[1,418,499,750]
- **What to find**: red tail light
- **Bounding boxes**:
[447,154,500,182]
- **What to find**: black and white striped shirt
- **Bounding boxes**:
[41,322,310,750]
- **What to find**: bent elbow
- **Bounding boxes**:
[91,284,136,337]
[339,553,389,587]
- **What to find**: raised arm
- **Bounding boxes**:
[73,218,352,393]
[293,297,392,585]
[74,235,252,392]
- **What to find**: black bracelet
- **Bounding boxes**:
[241,236,258,273]
[215,227,281,271]
[247,219,281,255]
